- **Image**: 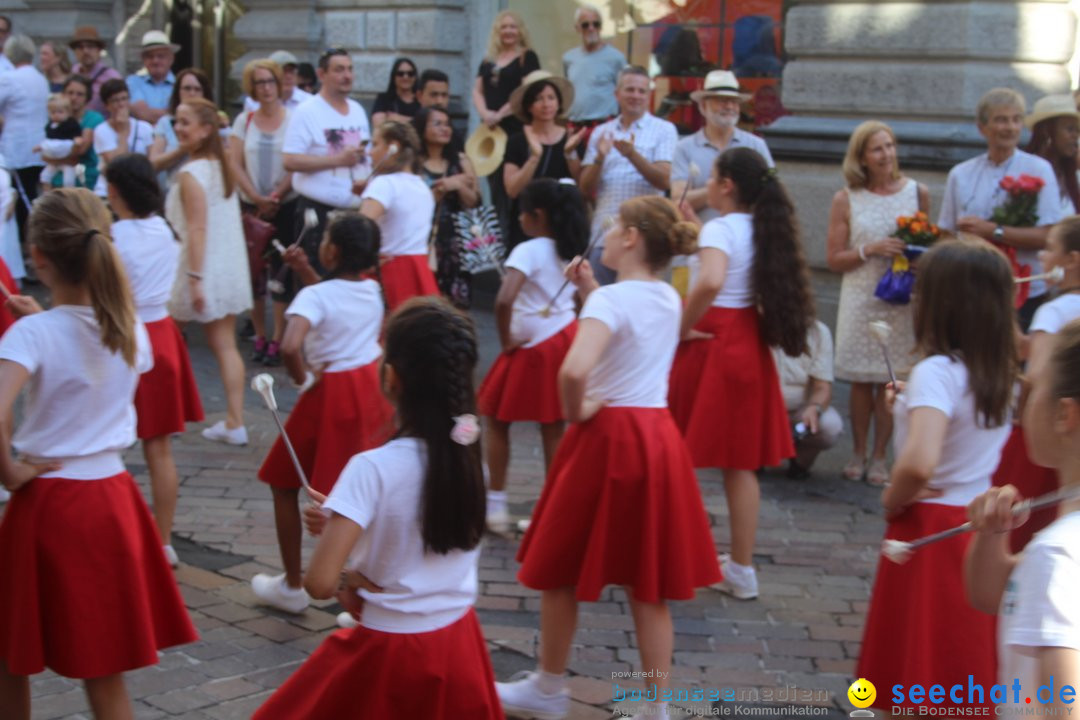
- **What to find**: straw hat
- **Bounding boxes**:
[509,70,575,123]
[465,124,508,177]
[1025,94,1080,129]
[690,69,751,103]
[140,30,180,55]
[69,26,107,50]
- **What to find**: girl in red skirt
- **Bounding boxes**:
[670,147,814,600]
[858,238,1016,714]
[106,154,205,568]
[499,197,721,720]
[478,178,588,532]
[251,213,394,616]
[253,298,501,719]
[0,189,197,719]
[359,120,439,310]
[992,216,1080,551]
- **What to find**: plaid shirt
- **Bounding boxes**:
[584,112,677,241]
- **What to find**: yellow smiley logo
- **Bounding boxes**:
[848,678,876,709]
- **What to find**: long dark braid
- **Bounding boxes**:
[383,298,486,553]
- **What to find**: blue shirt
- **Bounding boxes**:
[125,71,175,111]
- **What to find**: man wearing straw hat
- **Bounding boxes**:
[671,69,773,225]
[580,65,677,285]
[69,26,122,116]
[126,30,179,124]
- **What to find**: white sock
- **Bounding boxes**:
[487,490,507,514]
[647,701,670,719]
[534,669,566,696]
[727,560,755,580]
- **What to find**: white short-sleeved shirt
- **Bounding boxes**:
[285,278,383,373]
[997,510,1080,709]
[1030,293,1080,335]
[892,355,1011,506]
[112,217,179,323]
[93,119,154,196]
[579,280,681,408]
[696,212,754,308]
[938,150,1063,298]
[0,306,152,478]
[772,320,834,410]
[359,172,434,255]
[282,94,371,209]
[504,237,576,347]
[323,438,479,634]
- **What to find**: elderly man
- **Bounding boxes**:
[771,320,843,479]
[938,87,1063,329]
[0,34,47,244]
[672,70,774,224]
[244,50,312,112]
[562,5,624,136]
[125,30,178,124]
[580,65,677,284]
[70,26,122,116]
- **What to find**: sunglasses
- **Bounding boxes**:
[396,70,416,78]
[579,21,601,29]
[319,47,349,64]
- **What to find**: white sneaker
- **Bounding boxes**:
[251,573,310,614]
[163,545,179,568]
[712,554,758,600]
[487,508,512,534]
[201,421,248,446]
[496,671,570,720]
[336,611,359,629]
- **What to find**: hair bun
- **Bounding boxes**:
[668,220,700,256]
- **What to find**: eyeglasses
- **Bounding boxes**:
[396,70,416,78]
[252,78,277,87]
[579,21,601,29]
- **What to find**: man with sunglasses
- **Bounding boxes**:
[562,5,624,150]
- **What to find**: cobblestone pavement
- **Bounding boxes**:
[14,305,886,720]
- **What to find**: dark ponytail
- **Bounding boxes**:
[716,147,814,357]
[518,178,589,261]
[325,212,381,276]
[383,298,486,554]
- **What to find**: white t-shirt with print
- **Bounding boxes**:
[997,510,1080,709]
[1030,293,1080,336]
[579,280,681,408]
[504,237,575,348]
[892,355,1011,506]
[112,216,179,323]
[695,212,754,308]
[93,119,154,196]
[285,278,383,373]
[0,306,152,478]
[359,172,434,256]
[323,437,480,634]
[282,94,371,209]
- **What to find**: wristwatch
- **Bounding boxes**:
[993,225,1004,241]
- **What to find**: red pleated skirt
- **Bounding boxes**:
[0,472,198,678]
[991,425,1060,553]
[668,306,793,469]
[477,321,576,423]
[135,317,204,439]
[857,502,996,711]
[252,609,502,720]
[0,257,17,337]
[517,407,721,602]
[381,254,439,311]
[259,363,395,495]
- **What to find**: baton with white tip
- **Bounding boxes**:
[251,373,312,492]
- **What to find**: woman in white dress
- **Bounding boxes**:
[826,121,927,485]
[167,97,252,445]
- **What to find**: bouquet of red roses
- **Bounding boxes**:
[990,173,1044,307]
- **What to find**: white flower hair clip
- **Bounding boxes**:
[450,414,480,446]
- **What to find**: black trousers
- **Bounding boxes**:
[12,166,43,248]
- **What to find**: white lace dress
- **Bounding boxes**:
[834,179,919,383]
[166,158,252,322]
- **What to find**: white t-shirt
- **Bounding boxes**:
[281,94,371,209]
[892,355,1011,506]
[323,437,479,634]
[93,119,154,196]
[771,320,834,410]
[112,217,179,323]
[1030,293,1080,335]
[504,237,576,347]
[359,172,434,256]
[579,280,681,408]
[997,510,1080,709]
[285,278,383,373]
[696,213,754,308]
[0,306,152,479]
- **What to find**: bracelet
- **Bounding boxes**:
[857,245,868,262]
[186,270,203,281]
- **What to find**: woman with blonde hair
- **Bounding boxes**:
[826,120,928,486]
[167,97,252,446]
[38,41,71,93]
